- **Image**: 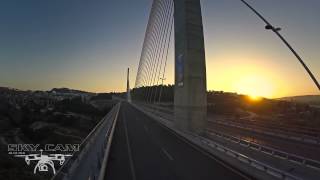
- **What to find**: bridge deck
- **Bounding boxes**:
[105,102,250,180]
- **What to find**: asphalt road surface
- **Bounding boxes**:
[105,102,251,180]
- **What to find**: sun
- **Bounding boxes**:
[249,95,262,101]
[234,74,275,99]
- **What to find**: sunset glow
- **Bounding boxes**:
[0,1,319,98]
[249,95,262,101]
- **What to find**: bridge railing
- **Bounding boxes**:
[51,102,121,180]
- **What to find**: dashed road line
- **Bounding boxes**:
[161,148,174,161]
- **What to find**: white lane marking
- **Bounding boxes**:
[105,129,110,138]
[161,148,174,161]
[122,111,137,180]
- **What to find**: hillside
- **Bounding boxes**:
[279,95,320,106]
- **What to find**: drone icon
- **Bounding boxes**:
[14,149,72,175]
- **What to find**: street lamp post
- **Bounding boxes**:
[240,0,320,91]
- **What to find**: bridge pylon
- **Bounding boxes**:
[127,68,132,102]
[174,0,207,134]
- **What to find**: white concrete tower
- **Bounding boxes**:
[174,0,207,134]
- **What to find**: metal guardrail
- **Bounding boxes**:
[196,136,303,180]
[51,102,121,180]
[213,120,320,145]
[207,130,320,171]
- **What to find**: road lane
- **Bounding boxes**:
[105,105,133,180]
[105,102,251,180]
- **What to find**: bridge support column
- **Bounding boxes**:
[127,68,132,102]
[174,0,207,134]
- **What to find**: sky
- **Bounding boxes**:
[0,0,319,98]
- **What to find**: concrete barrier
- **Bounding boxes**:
[51,102,121,180]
